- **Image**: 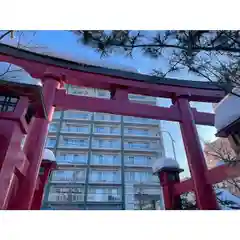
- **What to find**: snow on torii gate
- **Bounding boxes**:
[0,43,238,210]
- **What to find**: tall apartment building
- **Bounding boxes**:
[41,85,165,210]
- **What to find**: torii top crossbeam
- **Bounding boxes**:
[0,43,225,102]
[0,43,225,126]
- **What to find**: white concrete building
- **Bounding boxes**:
[42,85,165,210]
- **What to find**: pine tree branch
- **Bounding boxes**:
[0,30,13,41]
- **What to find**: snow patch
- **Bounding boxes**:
[42,148,56,162]
[152,157,180,174]
[2,43,144,75]
[214,87,240,131]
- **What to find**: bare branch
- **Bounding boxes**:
[0,30,14,41]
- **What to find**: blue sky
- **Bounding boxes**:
[1,30,218,178]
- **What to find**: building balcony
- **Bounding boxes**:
[50,170,86,184]
[124,162,153,168]
[45,143,56,149]
[53,111,62,120]
[125,172,159,186]
[93,126,121,136]
[93,113,121,123]
[58,138,90,149]
[125,178,159,186]
[56,156,88,166]
[88,174,121,184]
[124,146,159,153]
[88,182,122,186]
[63,111,92,121]
[123,139,161,153]
[58,144,90,150]
[91,140,121,151]
[90,153,121,167]
[90,160,121,167]
[123,116,159,126]
[124,155,155,168]
[61,127,90,135]
[123,132,160,139]
[50,178,86,184]
[87,194,122,202]
[47,193,84,203]
[48,127,59,134]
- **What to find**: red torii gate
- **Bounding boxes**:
[0,43,239,210]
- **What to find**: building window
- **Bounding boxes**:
[108,140,113,148]
[49,123,58,131]
[125,171,152,182]
[90,171,120,182]
[96,127,105,133]
[110,115,120,121]
[95,114,105,120]
[128,128,133,134]
[63,138,87,147]
[65,111,89,119]
[57,153,87,163]
[88,187,121,202]
[52,170,73,181]
[65,125,89,133]
[128,142,133,148]
[46,138,56,148]
[92,154,119,165]
[99,155,104,163]
[53,111,61,118]
[128,142,149,149]
[98,140,104,148]
[128,156,134,164]
[110,127,119,134]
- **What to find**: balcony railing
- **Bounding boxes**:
[91,158,121,166]
[48,193,84,202]
[89,174,121,184]
[51,171,86,183]
[94,114,121,122]
[48,125,59,132]
[50,176,86,183]
[93,128,121,135]
[124,143,159,152]
[53,112,61,119]
[64,111,92,120]
[87,194,121,202]
[56,156,88,164]
[123,117,159,125]
[58,140,89,149]
[45,142,56,148]
[124,159,152,167]
[124,129,154,137]
[92,141,121,149]
[61,127,90,134]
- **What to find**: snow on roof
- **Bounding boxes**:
[42,148,56,162]
[2,43,143,75]
[0,62,42,86]
[152,157,180,174]
[214,87,240,131]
